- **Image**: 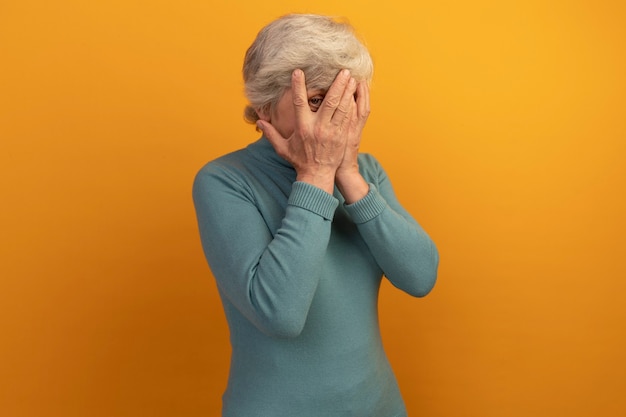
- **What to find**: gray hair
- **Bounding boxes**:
[242,14,374,124]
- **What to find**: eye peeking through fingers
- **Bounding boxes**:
[308,95,325,112]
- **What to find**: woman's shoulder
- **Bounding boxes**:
[357,152,381,167]
[357,152,384,182]
[193,147,254,191]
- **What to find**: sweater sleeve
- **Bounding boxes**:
[192,164,338,338]
[343,155,439,297]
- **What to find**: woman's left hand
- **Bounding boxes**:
[335,80,371,203]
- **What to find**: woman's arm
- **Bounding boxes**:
[193,165,338,338]
[343,154,439,297]
[333,80,438,296]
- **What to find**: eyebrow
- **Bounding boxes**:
[307,89,327,96]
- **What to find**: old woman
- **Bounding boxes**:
[193,13,439,417]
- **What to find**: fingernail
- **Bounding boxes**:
[293,69,302,78]
[342,69,351,77]
[256,120,264,131]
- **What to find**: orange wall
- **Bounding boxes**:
[1,1,625,416]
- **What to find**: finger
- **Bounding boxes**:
[331,77,358,127]
[291,69,310,127]
[347,99,359,137]
[257,120,288,157]
[317,69,352,121]
[356,81,371,127]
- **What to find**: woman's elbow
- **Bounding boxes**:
[413,271,438,297]
[410,246,440,297]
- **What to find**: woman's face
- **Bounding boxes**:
[259,88,326,138]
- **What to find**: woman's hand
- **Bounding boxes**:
[257,69,357,195]
[335,80,371,203]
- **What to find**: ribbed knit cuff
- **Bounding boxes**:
[288,181,339,220]
[344,183,387,224]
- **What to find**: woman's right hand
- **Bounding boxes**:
[257,69,357,194]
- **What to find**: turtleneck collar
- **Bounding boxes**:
[246,135,294,169]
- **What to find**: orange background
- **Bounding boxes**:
[1,1,625,416]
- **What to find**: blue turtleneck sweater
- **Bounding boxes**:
[192,137,439,417]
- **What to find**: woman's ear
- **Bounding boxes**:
[256,104,271,122]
